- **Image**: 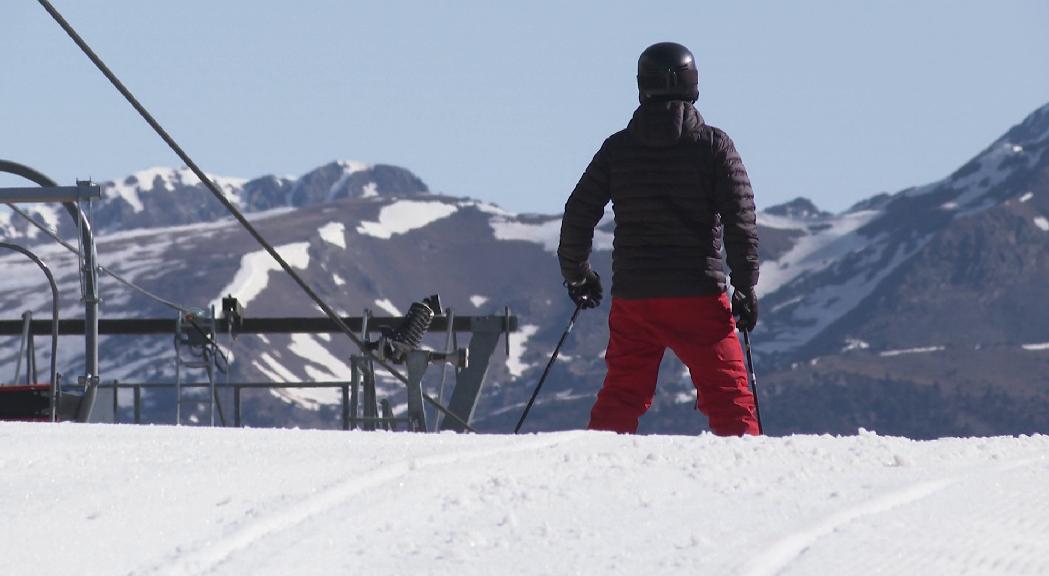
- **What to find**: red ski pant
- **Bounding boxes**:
[588,293,760,436]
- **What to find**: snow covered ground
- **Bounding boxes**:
[1,424,1047,576]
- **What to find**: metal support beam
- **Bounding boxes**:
[349,364,360,430]
[404,350,430,432]
[341,384,350,431]
[0,315,518,336]
[0,182,101,203]
[440,316,504,432]
[133,385,141,424]
[353,356,379,431]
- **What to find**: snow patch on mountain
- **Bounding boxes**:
[757,210,880,297]
[327,161,371,200]
[896,104,1049,220]
[489,217,562,251]
[288,334,355,380]
[97,234,187,286]
[101,338,172,382]
[0,209,15,238]
[949,142,1023,195]
[318,222,346,248]
[107,172,150,212]
[842,338,870,352]
[1020,192,1034,203]
[1034,217,1049,231]
[256,352,298,382]
[1022,342,1049,351]
[373,298,401,316]
[210,242,310,310]
[361,182,379,198]
[30,205,61,235]
[336,160,369,174]
[507,324,539,378]
[756,212,810,231]
[770,295,804,313]
[489,212,614,253]
[879,346,946,357]
[762,239,927,355]
[255,348,348,412]
[0,205,62,241]
[459,200,511,217]
[105,167,246,212]
[278,334,355,408]
[356,201,458,239]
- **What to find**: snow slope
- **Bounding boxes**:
[488,211,614,253]
[356,200,459,239]
[1,423,1046,576]
[755,209,879,297]
[106,167,248,213]
[210,242,311,310]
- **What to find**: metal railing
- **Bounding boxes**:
[99,381,411,431]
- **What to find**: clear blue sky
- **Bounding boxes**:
[3,1,1048,214]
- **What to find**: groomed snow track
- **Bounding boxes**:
[1,423,1047,576]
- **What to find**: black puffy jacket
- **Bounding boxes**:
[557,101,759,299]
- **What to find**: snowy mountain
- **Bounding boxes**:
[758,102,1049,358]
[3,423,1049,575]
[2,102,1048,436]
[748,102,1049,436]
[0,161,427,240]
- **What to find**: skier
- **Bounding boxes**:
[558,42,761,436]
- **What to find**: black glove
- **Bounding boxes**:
[566,270,603,309]
[731,287,758,331]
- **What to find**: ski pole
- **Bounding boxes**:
[741,327,764,435]
[514,302,583,434]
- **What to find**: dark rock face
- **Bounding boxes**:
[284,162,427,207]
[239,175,296,212]
[756,226,806,263]
[765,197,830,220]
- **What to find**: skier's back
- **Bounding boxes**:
[558,42,761,436]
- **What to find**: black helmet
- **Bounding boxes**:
[637,42,699,104]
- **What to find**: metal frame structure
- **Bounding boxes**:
[12,311,40,387]
[0,157,519,432]
[18,4,522,431]
[0,160,102,422]
[174,306,226,426]
[7,312,517,431]
[0,243,61,421]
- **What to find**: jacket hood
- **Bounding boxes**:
[628,101,704,147]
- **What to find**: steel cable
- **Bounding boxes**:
[8,203,191,314]
[35,0,476,432]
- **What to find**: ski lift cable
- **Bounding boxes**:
[35,0,476,433]
[11,202,466,432]
[6,203,191,314]
[10,202,237,370]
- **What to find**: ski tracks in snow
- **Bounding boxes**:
[741,479,953,576]
[741,455,1048,576]
[132,433,581,576]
